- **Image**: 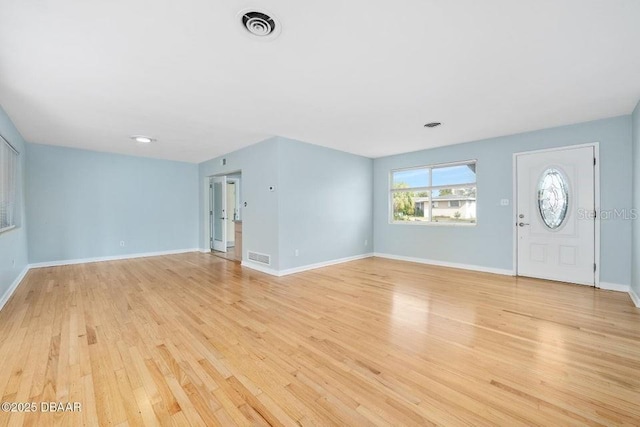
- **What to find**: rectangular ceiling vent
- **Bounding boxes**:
[247,251,271,265]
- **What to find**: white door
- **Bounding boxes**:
[212,176,228,252]
[516,146,595,285]
[226,182,236,247]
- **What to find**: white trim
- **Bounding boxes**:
[29,248,200,269]
[388,221,476,227]
[374,252,515,276]
[241,260,281,276]
[199,248,211,253]
[226,177,241,222]
[203,177,212,251]
[0,225,17,234]
[512,152,518,274]
[278,253,374,276]
[212,175,228,252]
[594,143,601,287]
[241,253,374,277]
[512,142,600,286]
[0,265,30,311]
[598,282,630,293]
[629,288,640,308]
[511,142,601,156]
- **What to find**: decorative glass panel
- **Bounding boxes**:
[537,168,569,229]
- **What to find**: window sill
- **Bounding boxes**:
[389,221,477,227]
[0,225,17,234]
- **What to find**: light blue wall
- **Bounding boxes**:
[198,137,373,272]
[277,138,373,270]
[374,116,633,286]
[632,101,640,296]
[26,143,199,263]
[199,138,281,268]
[0,106,29,299]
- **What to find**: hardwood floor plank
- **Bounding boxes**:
[0,253,639,426]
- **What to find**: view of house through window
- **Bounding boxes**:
[0,135,18,233]
[390,161,477,224]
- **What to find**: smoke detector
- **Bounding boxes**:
[238,9,281,40]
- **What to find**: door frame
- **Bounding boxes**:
[203,177,213,251]
[226,177,241,222]
[212,176,228,252]
[203,171,242,253]
[512,142,600,287]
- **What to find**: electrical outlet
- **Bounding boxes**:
[500,199,510,206]
[120,241,125,247]
[364,239,368,246]
[294,249,299,257]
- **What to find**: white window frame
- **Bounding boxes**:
[0,134,19,234]
[389,159,477,226]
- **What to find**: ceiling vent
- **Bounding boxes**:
[238,9,281,40]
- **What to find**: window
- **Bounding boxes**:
[0,135,18,233]
[390,160,477,224]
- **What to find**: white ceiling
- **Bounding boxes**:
[1,0,639,163]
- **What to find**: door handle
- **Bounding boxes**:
[518,222,530,227]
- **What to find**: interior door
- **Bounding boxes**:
[226,181,236,247]
[212,176,228,252]
[516,146,595,285]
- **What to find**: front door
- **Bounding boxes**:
[516,146,596,285]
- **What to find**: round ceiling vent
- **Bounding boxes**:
[238,9,281,40]
[424,122,442,128]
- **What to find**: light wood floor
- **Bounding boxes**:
[211,250,241,263]
[1,254,639,426]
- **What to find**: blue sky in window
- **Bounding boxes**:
[393,169,429,187]
[393,164,475,187]
[433,165,476,186]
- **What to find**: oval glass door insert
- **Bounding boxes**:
[537,168,569,229]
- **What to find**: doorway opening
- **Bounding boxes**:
[208,172,242,262]
[513,144,599,286]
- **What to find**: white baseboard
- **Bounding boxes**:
[598,282,630,293]
[0,266,30,312]
[629,288,640,308]
[241,260,280,276]
[241,253,374,277]
[278,253,374,276]
[373,252,515,276]
[29,248,200,269]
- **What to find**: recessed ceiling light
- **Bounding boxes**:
[424,122,442,128]
[131,135,155,143]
